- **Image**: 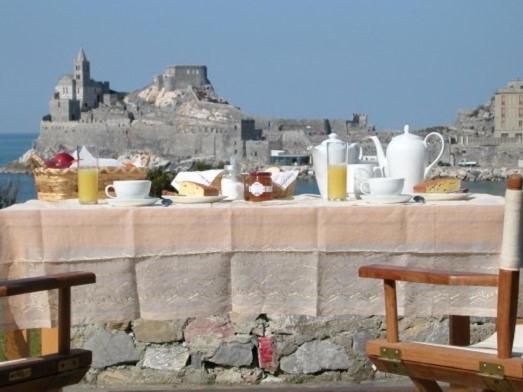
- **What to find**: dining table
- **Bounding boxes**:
[0,192,511,335]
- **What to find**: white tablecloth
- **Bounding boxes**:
[0,194,507,330]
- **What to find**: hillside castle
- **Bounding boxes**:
[37,49,523,169]
[37,49,372,166]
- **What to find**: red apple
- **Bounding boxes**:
[47,152,75,169]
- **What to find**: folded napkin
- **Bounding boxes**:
[172,169,224,191]
[271,170,299,190]
[72,148,125,167]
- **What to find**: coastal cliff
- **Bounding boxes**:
[33,50,372,169]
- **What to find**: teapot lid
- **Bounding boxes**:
[393,124,421,141]
[320,133,344,145]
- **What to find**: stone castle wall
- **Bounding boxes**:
[72,314,495,388]
[36,120,259,163]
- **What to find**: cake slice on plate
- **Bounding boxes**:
[413,178,461,193]
[178,181,219,196]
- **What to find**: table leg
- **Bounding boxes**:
[41,327,59,355]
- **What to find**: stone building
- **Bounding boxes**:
[494,80,523,140]
[48,49,116,121]
[153,65,210,92]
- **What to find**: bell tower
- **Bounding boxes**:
[74,48,90,86]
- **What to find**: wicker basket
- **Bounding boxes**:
[30,154,149,201]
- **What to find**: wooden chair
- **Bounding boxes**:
[0,272,95,392]
[358,175,523,392]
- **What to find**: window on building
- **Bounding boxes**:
[234,149,238,154]
[520,120,523,128]
[501,133,509,139]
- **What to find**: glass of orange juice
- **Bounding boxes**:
[327,138,348,201]
[77,145,99,204]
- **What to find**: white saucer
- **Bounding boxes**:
[106,197,160,207]
[162,195,227,204]
[413,192,472,201]
[360,194,412,204]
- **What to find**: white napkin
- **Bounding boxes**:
[72,149,124,167]
[172,169,224,191]
[271,170,299,190]
[99,159,124,167]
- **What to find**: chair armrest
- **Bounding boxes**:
[0,272,96,297]
[359,264,498,287]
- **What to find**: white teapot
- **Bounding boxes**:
[367,125,445,194]
[312,133,361,199]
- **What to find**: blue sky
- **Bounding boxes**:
[0,0,522,133]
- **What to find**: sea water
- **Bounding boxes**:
[0,133,507,204]
[0,133,37,202]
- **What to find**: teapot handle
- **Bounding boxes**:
[423,132,445,179]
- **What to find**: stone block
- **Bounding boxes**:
[229,311,260,334]
[84,329,142,368]
[184,316,234,342]
[105,321,130,331]
[399,316,448,344]
[190,352,204,369]
[209,342,253,367]
[142,344,189,370]
[266,314,314,335]
[352,330,373,354]
[280,340,349,374]
[185,316,235,357]
[96,366,182,386]
[132,318,186,343]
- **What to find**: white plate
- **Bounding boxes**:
[162,195,227,204]
[106,197,160,207]
[413,192,472,201]
[360,194,412,204]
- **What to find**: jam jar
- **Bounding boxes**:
[245,172,273,202]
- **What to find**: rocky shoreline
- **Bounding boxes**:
[429,166,521,182]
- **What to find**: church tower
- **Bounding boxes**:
[74,48,90,86]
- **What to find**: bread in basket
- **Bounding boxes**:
[30,153,149,201]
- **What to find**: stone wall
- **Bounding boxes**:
[36,121,243,162]
[449,143,523,168]
[72,314,495,388]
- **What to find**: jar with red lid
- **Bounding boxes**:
[245,172,273,202]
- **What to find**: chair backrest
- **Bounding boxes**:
[0,272,95,391]
[500,174,523,271]
[497,174,522,358]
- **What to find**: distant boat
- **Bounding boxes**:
[458,159,478,167]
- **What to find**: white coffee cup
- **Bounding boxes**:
[346,163,381,199]
[360,177,404,196]
[105,180,151,199]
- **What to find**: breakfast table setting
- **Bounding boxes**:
[0,131,517,332]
